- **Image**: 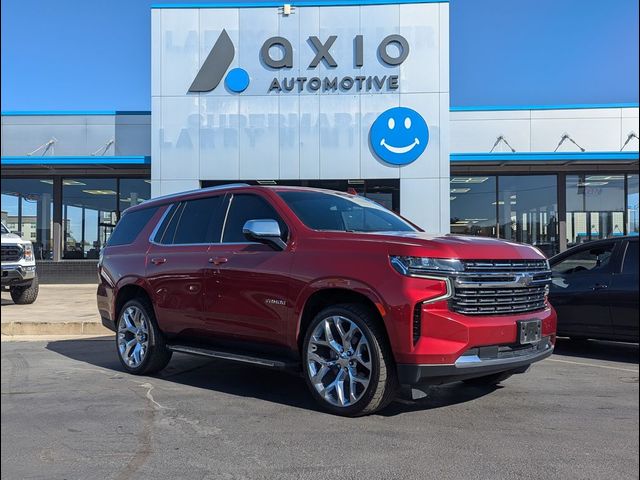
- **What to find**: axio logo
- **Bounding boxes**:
[189,29,249,93]
[369,107,429,165]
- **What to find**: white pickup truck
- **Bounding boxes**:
[1,222,39,304]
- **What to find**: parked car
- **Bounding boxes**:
[1,222,39,304]
[549,236,639,343]
[98,184,556,416]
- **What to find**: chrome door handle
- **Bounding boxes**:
[208,257,228,265]
[150,257,167,265]
[592,283,608,291]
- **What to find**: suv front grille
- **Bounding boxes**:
[1,245,23,262]
[449,259,551,316]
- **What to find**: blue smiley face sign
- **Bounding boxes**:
[369,107,429,165]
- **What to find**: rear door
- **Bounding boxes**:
[202,193,294,347]
[550,241,618,337]
[610,239,639,340]
[146,195,225,338]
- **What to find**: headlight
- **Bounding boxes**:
[390,256,463,276]
[23,243,34,262]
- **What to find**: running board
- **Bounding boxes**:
[167,344,299,371]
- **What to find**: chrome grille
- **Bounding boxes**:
[450,259,551,316]
[1,245,23,262]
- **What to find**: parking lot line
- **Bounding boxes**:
[548,358,639,373]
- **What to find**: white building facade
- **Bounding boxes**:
[151,0,451,233]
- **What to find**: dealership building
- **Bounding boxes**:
[1,0,639,277]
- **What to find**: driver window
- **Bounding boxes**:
[552,244,615,275]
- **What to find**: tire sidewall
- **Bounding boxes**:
[302,306,383,416]
[116,299,161,374]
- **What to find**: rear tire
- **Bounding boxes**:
[302,303,398,417]
[116,298,172,375]
[10,276,39,304]
[463,370,514,387]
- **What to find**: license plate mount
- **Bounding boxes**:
[518,319,542,345]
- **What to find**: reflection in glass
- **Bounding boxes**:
[498,176,558,256]
[120,179,151,212]
[566,174,625,246]
[1,179,54,260]
[628,174,639,236]
[63,178,117,259]
[449,176,497,237]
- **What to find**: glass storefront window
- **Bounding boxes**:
[119,179,151,212]
[498,175,558,256]
[449,176,497,237]
[63,178,117,259]
[566,174,625,246]
[627,174,639,236]
[1,178,54,260]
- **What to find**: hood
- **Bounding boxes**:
[361,231,547,260]
[1,232,29,244]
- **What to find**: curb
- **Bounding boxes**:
[0,322,112,336]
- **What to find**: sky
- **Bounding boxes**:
[1,0,638,111]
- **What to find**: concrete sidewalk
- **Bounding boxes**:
[1,284,111,337]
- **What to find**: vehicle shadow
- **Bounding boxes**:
[46,337,496,417]
[553,337,639,365]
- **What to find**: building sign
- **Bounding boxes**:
[190,31,410,94]
[370,107,429,165]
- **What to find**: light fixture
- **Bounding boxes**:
[451,177,489,184]
[450,196,457,201]
[82,189,117,195]
[40,180,86,186]
[450,188,471,194]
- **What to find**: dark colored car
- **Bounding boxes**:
[549,236,639,343]
[98,184,556,416]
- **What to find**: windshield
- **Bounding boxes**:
[0,223,8,234]
[278,191,418,233]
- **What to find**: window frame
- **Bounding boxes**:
[551,240,619,276]
[150,194,226,246]
[220,193,290,245]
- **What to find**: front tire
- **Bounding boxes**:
[10,276,39,304]
[116,298,172,375]
[302,304,398,417]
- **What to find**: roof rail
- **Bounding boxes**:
[147,183,251,203]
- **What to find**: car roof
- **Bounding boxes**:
[125,183,350,213]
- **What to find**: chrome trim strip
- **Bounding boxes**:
[408,273,454,304]
[148,204,176,244]
[219,194,234,243]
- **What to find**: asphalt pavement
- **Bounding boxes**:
[1,337,638,480]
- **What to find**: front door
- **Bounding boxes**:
[202,193,294,347]
[550,241,618,337]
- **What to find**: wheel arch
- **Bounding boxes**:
[114,279,155,322]
[295,284,394,357]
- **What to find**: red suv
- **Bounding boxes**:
[98,184,556,416]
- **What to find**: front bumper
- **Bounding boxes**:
[1,264,36,286]
[397,336,553,385]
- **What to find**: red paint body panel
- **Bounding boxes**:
[98,185,557,374]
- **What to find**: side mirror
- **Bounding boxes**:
[242,219,286,251]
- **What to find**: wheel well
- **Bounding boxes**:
[115,284,152,320]
[297,288,388,351]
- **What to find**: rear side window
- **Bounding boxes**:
[107,207,159,246]
[155,196,224,245]
[222,194,288,243]
[622,241,638,274]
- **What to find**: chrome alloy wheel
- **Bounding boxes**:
[306,316,372,407]
[117,306,150,368]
